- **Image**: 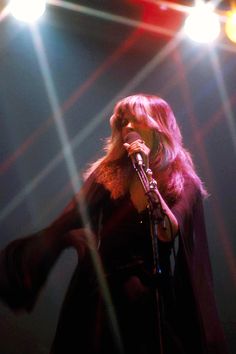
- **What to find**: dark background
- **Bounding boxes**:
[0,1,235,353]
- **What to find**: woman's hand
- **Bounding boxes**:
[123,139,150,167]
[66,228,97,259]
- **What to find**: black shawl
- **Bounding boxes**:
[0,172,228,354]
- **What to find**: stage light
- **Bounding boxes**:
[225,10,236,43]
[9,0,46,23]
[184,1,221,43]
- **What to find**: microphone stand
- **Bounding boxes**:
[131,157,165,354]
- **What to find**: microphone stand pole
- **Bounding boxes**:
[131,158,165,354]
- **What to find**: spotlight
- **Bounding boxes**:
[9,0,46,23]
[184,1,221,43]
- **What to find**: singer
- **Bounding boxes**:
[0,94,228,354]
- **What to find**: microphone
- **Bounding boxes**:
[124,131,144,167]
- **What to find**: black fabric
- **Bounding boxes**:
[0,172,228,354]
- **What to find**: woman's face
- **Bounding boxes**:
[119,112,155,150]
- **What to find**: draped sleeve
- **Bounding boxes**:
[0,172,107,312]
[172,177,228,354]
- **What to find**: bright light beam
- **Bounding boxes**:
[30,24,124,353]
[30,24,82,195]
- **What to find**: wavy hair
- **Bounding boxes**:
[84,94,207,201]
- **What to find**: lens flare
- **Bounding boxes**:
[184,1,220,43]
[9,0,46,23]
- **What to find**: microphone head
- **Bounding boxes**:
[124,131,142,144]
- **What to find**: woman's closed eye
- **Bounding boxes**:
[116,117,129,129]
[120,118,129,128]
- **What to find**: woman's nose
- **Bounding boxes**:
[122,122,134,136]
[126,121,134,129]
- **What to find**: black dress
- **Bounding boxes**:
[0,173,228,354]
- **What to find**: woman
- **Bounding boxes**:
[0,94,227,354]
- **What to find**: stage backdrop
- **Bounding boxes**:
[0,2,235,353]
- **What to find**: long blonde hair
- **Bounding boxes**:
[84,94,207,201]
